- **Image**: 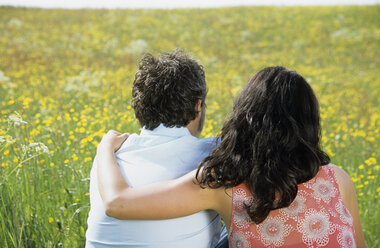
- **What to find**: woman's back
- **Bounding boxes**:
[229,164,356,247]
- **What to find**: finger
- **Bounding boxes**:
[120,133,129,140]
[107,130,121,135]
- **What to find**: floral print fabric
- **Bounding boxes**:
[229,164,356,248]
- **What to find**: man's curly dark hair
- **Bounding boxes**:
[132,50,207,130]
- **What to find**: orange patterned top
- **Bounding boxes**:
[229,164,356,248]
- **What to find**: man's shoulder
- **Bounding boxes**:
[115,133,139,153]
[115,134,219,157]
[196,136,219,147]
[190,136,219,155]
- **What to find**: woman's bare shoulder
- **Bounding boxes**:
[329,163,354,189]
[329,164,367,247]
[329,164,356,209]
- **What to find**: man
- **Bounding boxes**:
[86,50,222,247]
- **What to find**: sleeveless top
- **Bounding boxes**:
[229,164,356,248]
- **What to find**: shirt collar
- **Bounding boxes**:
[140,123,192,137]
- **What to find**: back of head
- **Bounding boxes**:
[198,66,330,224]
[132,50,207,130]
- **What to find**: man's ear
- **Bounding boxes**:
[196,99,202,113]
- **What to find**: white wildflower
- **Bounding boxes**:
[8,18,23,28]
[6,135,16,144]
[125,39,148,55]
[64,76,87,92]
[0,136,5,143]
[29,142,49,154]
[65,71,104,92]
[102,38,119,53]
[240,30,252,40]
[21,144,28,153]
[9,112,28,126]
[0,71,10,82]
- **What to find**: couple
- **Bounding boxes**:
[86,50,366,247]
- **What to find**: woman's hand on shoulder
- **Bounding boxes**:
[97,130,129,153]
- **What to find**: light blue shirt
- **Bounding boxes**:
[86,124,221,248]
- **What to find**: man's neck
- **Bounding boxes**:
[186,122,200,138]
[141,124,192,137]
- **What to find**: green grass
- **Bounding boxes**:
[0,6,379,247]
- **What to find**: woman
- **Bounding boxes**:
[96,66,366,247]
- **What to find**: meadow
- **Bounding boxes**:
[0,5,379,247]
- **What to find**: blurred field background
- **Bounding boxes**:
[0,6,379,247]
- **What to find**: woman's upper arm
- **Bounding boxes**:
[331,164,367,248]
[106,170,219,220]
